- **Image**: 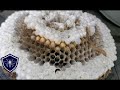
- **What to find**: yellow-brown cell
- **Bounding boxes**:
[49,41,56,48]
[31,35,35,40]
[44,39,51,46]
[55,46,60,51]
[35,36,40,41]
[69,43,75,49]
[65,46,70,52]
[40,37,46,44]
[55,41,61,45]
[60,42,66,48]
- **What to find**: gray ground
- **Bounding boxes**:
[0,10,120,80]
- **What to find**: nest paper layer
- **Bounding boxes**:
[0,11,117,79]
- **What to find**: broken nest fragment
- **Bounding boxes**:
[0,11,117,79]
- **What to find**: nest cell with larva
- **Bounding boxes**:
[0,11,117,79]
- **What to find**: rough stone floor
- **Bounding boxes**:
[0,10,120,80]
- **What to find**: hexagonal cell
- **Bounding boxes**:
[62,62,67,67]
[39,60,45,66]
[75,51,79,56]
[35,45,41,50]
[80,43,83,48]
[60,54,65,60]
[79,55,84,62]
[78,51,81,56]
[88,55,91,60]
[64,50,71,56]
[55,50,61,56]
[36,52,41,57]
[91,53,95,58]
[83,40,87,46]
[69,60,76,65]
[55,46,61,51]
[34,57,41,63]
[41,54,46,60]
[88,48,92,53]
[87,45,90,49]
[31,49,36,54]
[81,49,85,55]
[70,47,76,52]
[26,37,31,42]
[50,49,55,53]
[64,63,71,68]
[58,64,63,68]
[19,44,29,50]
[45,49,51,56]
[91,49,94,53]
[40,44,45,48]
[80,59,85,65]
[49,60,55,65]
[85,58,89,62]
[30,43,34,49]
[95,51,100,56]
[93,51,96,57]
[50,54,55,59]
[64,57,69,62]
[21,36,27,40]
[29,48,33,52]
[59,60,64,65]
[40,48,45,54]
[28,55,36,61]
[64,51,69,56]
[86,46,89,51]
[31,35,36,41]
[54,63,59,68]
[87,50,91,56]
[45,57,50,62]
[84,52,88,58]
[55,56,60,62]
[34,41,40,46]
[60,48,65,53]
[85,41,88,46]
[81,47,85,53]
[75,57,79,62]
[76,44,80,49]
[70,54,75,60]
[79,49,82,54]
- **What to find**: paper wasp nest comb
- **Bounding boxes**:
[20,11,105,68]
[0,11,117,79]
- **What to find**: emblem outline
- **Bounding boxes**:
[1,54,19,73]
